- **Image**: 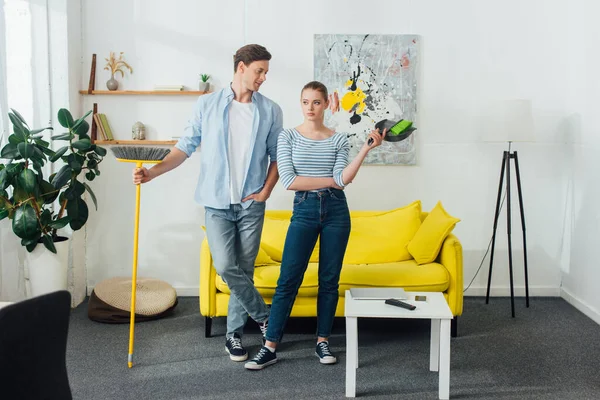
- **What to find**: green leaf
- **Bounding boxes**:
[67,197,88,231]
[30,144,45,161]
[12,205,39,239]
[0,188,9,206]
[1,143,19,159]
[17,143,34,159]
[52,165,72,189]
[9,112,29,138]
[0,209,8,221]
[13,187,29,202]
[30,127,51,136]
[65,180,85,201]
[51,133,72,141]
[32,159,44,175]
[67,154,82,174]
[36,144,55,157]
[9,109,28,126]
[40,209,52,226]
[50,146,68,162]
[73,120,90,137]
[40,180,58,204]
[26,242,38,252]
[94,146,107,157]
[72,138,91,151]
[71,111,92,131]
[34,137,50,147]
[8,134,25,145]
[57,109,74,128]
[18,169,36,193]
[83,182,98,210]
[6,162,23,176]
[87,159,98,170]
[85,171,95,181]
[21,235,41,246]
[42,235,57,254]
[49,216,71,229]
[0,169,8,190]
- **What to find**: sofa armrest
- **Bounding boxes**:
[199,237,217,317]
[437,233,463,316]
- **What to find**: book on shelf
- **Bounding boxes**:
[98,113,114,140]
[93,113,107,140]
[153,85,184,91]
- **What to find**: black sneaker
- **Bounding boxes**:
[244,346,277,370]
[315,341,337,364]
[259,319,268,345]
[225,333,248,362]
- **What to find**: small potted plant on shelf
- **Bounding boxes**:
[0,108,106,296]
[198,74,210,92]
[104,51,133,91]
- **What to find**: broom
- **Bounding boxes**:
[111,146,171,368]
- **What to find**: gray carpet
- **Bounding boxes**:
[66,297,600,399]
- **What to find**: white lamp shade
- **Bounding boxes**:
[480,99,535,143]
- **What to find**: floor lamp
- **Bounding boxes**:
[482,100,535,318]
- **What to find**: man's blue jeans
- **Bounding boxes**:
[205,201,270,338]
[265,189,351,343]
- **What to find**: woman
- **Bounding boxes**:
[244,81,385,370]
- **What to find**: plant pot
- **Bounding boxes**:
[198,82,209,92]
[25,237,70,297]
[106,74,119,91]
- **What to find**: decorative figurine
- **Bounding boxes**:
[132,121,145,140]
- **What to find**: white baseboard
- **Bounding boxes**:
[560,288,600,326]
[87,286,199,297]
[463,286,560,297]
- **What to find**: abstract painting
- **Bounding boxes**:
[314,34,419,165]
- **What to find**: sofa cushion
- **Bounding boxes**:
[215,260,450,297]
[255,247,276,266]
[261,214,319,262]
[407,201,460,264]
[343,200,422,264]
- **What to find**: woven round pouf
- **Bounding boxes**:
[88,277,177,323]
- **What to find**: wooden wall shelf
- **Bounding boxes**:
[95,140,176,145]
[80,90,208,95]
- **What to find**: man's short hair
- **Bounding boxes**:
[234,44,272,73]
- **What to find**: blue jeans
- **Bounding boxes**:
[265,189,351,343]
[205,201,270,338]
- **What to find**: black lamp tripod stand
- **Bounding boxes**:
[485,142,530,317]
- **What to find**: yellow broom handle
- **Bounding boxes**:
[128,161,143,368]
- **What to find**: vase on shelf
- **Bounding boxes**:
[106,74,119,91]
[198,81,209,92]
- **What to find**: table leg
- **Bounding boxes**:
[346,316,358,397]
[430,318,440,372]
[439,319,451,400]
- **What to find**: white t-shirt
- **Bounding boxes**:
[228,100,255,204]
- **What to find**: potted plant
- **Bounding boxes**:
[104,51,133,91]
[0,108,106,296]
[198,74,210,92]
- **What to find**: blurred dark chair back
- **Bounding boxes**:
[0,290,72,400]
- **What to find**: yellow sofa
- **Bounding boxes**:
[200,204,463,337]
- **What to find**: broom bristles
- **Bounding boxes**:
[111,146,171,161]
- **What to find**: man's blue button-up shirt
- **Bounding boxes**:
[175,86,283,209]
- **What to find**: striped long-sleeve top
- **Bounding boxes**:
[277,128,350,190]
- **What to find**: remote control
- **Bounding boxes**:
[385,298,416,310]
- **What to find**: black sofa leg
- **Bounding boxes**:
[205,317,212,338]
[451,316,458,338]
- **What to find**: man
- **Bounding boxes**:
[132,44,282,362]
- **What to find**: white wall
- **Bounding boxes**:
[81,0,573,297]
[561,0,600,324]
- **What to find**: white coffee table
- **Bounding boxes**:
[345,290,453,399]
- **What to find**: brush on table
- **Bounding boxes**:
[111,146,171,368]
